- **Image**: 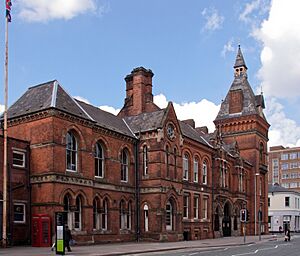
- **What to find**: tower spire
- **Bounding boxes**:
[234,45,247,69]
[234,45,247,78]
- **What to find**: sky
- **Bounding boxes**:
[0,0,300,148]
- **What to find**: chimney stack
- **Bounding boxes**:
[118,67,160,117]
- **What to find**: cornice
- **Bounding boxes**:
[30,173,135,194]
[8,108,136,143]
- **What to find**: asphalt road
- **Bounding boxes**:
[134,236,300,256]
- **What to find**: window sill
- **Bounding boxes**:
[13,221,26,224]
[92,229,111,234]
[66,169,77,173]
[119,229,132,234]
[71,230,87,235]
[12,165,26,169]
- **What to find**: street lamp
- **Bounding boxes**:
[254,173,260,237]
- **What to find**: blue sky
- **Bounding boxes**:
[1,0,300,147]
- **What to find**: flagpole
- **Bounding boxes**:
[2,11,9,248]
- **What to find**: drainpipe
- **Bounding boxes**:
[27,144,31,245]
[8,144,12,245]
[134,140,140,242]
[211,152,215,239]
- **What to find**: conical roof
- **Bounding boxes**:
[215,47,267,121]
[234,45,247,69]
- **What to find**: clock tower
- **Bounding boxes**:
[214,46,270,235]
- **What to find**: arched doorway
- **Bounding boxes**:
[222,202,231,237]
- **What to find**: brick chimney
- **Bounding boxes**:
[118,67,160,117]
[195,126,209,134]
[182,119,195,129]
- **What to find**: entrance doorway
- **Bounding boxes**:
[222,202,231,237]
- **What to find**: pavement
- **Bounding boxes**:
[0,234,283,256]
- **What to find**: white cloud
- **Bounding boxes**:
[73,96,91,104]
[265,98,300,148]
[154,94,220,132]
[248,0,300,148]
[0,104,4,114]
[15,0,104,22]
[221,38,235,57]
[254,0,300,98]
[99,105,120,116]
[100,94,220,132]
[239,0,270,25]
[201,7,224,31]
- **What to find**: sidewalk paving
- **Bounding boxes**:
[0,234,283,256]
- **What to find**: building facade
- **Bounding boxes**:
[0,136,30,245]
[268,184,300,233]
[268,146,300,192]
[2,47,269,244]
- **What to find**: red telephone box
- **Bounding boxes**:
[32,214,51,247]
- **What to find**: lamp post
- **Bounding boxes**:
[254,173,260,236]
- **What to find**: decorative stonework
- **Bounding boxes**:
[30,173,135,193]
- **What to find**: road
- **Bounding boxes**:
[134,236,300,256]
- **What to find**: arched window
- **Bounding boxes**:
[166,200,174,231]
[93,198,100,230]
[66,131,77,171]
[144,204,149,232]
[174,148,177,179]
[102,199,108,230]
[95,142,104,178]
[239,168,244,192]
[74,196,82,230]
[127,201,132,230]
[220,160,226,187]
[121,149,129,182]
[119,200,126,229]
[202,161,207,185]
[193,158,199,183]
[183,153,189,181]
[166,145,170,177]
[143,146,148,176]
[63,194,73,229]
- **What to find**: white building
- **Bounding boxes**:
[268,184,300,233]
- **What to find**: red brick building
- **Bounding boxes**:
[2,47,269,244]
[268,145,300,192]
[0,136,30,245]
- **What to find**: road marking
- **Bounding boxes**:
[195,247,229,254]
[231,244,284,256]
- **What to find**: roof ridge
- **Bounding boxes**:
[57,83,95,122]
[28,79,57,90]
[122,118,138,139]
[51,81,59,107]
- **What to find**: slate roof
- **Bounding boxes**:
[124,109,166,133]
[179,121,213,148]
[234,45,247,69]
[6,80,135,138]
[268,184,293,193]
[123,105,213,148]
[215,47,267,121]
[7,80,54,118]
[76,100,134,137]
